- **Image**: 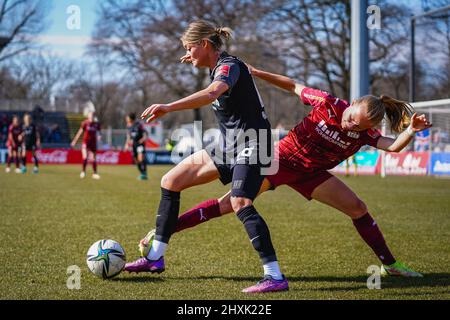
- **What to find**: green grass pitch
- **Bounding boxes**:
[1,165,449,300]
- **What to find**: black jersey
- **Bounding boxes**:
[128,122,146,145]
[23,124,37,146]
[208,52,272,164]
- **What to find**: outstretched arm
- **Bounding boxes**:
[248,65,306,96]
[124,132,131,151]
[71,128,83,148]
[141,81,229,123]
[376,113,432,152]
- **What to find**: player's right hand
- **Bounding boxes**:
[180,53,192,64]
[141,104,169,123]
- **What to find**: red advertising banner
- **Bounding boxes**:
[27,149,134,165]
[378,152,429,176]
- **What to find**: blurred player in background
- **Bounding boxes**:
[140,66,432,278]
[124,112,148,180]
[20,114,40,174]
[71,111,101,179]
[345,154,358,177]
[5,115,22,174]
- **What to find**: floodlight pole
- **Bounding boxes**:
[409,18,416,102]
[350,0,369,102]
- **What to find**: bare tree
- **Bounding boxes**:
[264,0,412,101]
[90,0,276,126]
[0,0,49,62]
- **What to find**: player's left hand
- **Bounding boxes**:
[141,104,170,123]
[410,113,432,132]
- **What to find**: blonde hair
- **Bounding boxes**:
[355,95,414,133]
[181,20,233,51]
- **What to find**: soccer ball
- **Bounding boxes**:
[86,239,126,279]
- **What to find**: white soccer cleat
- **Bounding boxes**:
[92,173,101,180]
[138,229,156,257]
[15,168,21,174]
[80,171,86,179]
[5,167,11,173]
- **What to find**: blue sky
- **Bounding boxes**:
[38,0,99,58]
[37,0,427,60]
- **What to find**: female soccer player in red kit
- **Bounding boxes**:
[71,111,101,179]
[140,66,431,278]
[5,115,23,174]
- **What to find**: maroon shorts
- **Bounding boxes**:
[266,162,333,200]
[7,142,19,152]
[82,141,97,152]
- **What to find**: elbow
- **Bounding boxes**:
[207,89,222,102]
[388,146,404,153]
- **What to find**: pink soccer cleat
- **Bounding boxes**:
[242,275,289,293]
[124,256,165,274]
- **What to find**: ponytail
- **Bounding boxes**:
[379,95,414,133]
[181,20,233,51]
[355,95,414,133]
[215,27,233,42]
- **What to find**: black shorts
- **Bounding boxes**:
[132,144,145,158]
[25,143,37,152]
[206,147,266,201]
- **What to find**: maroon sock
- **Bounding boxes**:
[175,199,221,232]
[82,159,88,172]
[352,213,396,265]
[14,156,19,168]
[93,161,97,174]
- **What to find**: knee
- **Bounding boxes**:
[231,197,252,213]
[347,199,367,219]
[160,172,176,190]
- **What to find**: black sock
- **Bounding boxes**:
[141,161,147,175]
[155,187,181,244]
[137,162,143,174]
[34,155,39,167]
[237,205,277,263]
[22,156,26,167]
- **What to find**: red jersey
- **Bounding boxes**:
[278,87,381,172]
[81,120,101,145]
[7,124,22,146]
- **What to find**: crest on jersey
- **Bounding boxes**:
[217,65,230,77]
[327,108,336,119]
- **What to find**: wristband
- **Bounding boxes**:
[406,126,415,137]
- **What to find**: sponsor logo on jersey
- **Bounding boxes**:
[327,108,336,119]
[303,93,325,104]
[315,120,351,149]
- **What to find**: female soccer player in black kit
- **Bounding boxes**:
[124,113,148,180]
[20,114,40,174]
[125,20,288,293]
